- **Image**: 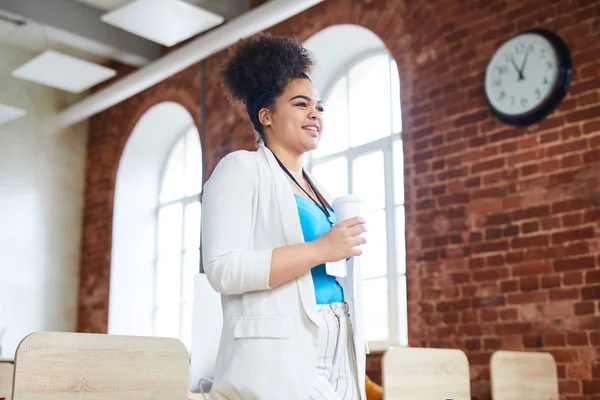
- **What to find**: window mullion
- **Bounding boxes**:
[346,70,353,196]
[159,193,200,209]
[178,135,188,340]
[152,159,162,336]
[179,204,186,339]
[361,274,389,282]
[346,71,351,150]
[389,55,394,140]
[384,140,399,345]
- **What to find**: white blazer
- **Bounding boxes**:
[201,144,366,400]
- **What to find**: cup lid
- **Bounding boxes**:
[332,194,362,205]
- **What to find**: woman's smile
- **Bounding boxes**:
[303,123,320,138]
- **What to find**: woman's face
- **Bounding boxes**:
[261,78,325,154]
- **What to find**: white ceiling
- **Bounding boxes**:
[0,11,133,65]
[101,0,224,47]
[73,0,248,20]
[0,0,249,66]
[12,50,117,93]
[75,0,213,11]
[0,103,27,125]
[73,0,132,10]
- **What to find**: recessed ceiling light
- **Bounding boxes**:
[101,0,224,47]
[11,50,116,94]
[0,103,26,125]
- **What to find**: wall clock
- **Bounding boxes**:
[484,29,572,126]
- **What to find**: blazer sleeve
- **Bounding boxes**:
[201,151,272,295]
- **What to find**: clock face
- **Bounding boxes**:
[485,33,560,117]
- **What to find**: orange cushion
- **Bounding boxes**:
[365,375,383,400]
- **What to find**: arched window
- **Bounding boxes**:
[309,52,407,349]
[154,126,202,349]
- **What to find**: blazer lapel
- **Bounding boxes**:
[259,145,318,328]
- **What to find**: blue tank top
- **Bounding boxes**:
[294,194,344,304]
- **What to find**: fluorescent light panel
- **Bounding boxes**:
[11,50,117,94]
[101,0,224,47]
[0,103,26,125]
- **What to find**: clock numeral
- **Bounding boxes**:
[546,60,554,70]
[510,96,516,106]
[539,47,547,59]
[496,65,508,75]
[498,91,506,101]
[493,78,502,87]
[504,53,513,63]
[521,97,528,108]
[543,76,549,85]
[535,88,542,100]
[516,43,526,55]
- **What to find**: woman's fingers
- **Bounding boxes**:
[351,247,363,257]
[339,216,365,228]
[346,224,367,237]
[352,235,367,246]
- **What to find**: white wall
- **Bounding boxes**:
[0,43,88,357]
[108,102,194,336]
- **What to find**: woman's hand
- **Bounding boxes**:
[313,217,367,263]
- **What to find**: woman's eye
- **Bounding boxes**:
[317,108,325,112]
[296,102,307,107]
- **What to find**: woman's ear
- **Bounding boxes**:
[258,108,272,127]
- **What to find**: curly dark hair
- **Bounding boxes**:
[220,33,316,142]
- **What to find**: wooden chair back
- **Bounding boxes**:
[490,350,559,400]
[382,347,471,400]
[12,331,189,400]
[0,362,14,399]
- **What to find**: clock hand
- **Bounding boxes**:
[509,55,524,81]
[518,47,530,80]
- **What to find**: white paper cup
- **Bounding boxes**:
[332,194,363,223]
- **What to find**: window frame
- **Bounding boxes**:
[153,124,202,348]
[308,50,408,351]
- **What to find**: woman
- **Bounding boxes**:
[201,33,367,400]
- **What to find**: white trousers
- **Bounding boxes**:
[309,302,360,400]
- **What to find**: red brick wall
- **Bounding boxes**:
[398,1,600,399]
[78,62,201,333]
[79,0,600,398]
